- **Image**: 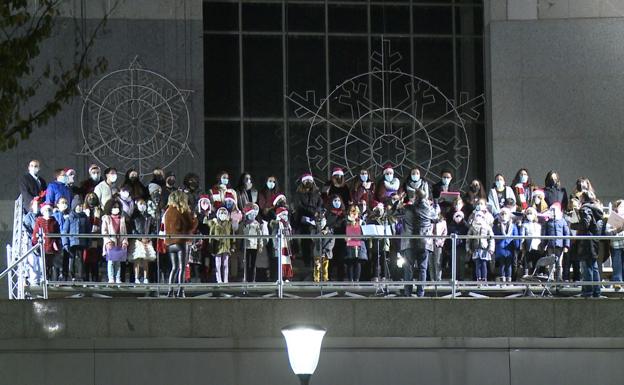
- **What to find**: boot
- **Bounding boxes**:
[177,287,185,298]
[313,257,321,283]
[322,257,330,281]
[166,288,174,298]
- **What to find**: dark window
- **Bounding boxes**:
[203,2,238,31]
[204,35,239,117]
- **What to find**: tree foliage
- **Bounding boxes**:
[0,0,118,151]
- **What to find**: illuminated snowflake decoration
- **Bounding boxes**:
[287,39,484,189]
[80,57,193,176]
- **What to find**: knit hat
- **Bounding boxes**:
[331,167,344,177]
[148,183,162,195]
[301,173,314,183]
[272,193,286,206]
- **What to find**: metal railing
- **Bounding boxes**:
[5,227,623,299]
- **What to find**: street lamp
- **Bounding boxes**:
[281,324,327,385]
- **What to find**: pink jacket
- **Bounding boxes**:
[101,214,128,256]
[434,220,447,248]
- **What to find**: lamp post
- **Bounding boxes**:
[281,324,326,385]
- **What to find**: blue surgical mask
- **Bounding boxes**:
[442,177,451,186]
[220,177,229,185]
[225,201,234,210]
[360,174,368,182]
[520,175,528,184]
[384,174,393,182]
[332,200,341,209]
[495,180,504,189]
[411,174,420,182]
[267,181,275,189]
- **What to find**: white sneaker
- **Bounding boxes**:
[135,278,141,284]
[143,278,149,284]
[108,279,115,284]
[115,278,121,284]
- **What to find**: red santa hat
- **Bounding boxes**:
[40,203,53,211]
[533,189,545,197]
[224,192,236,202]
[276,207,289,216]
[383,163,394,173]
[331,167,344,177]
[301,173,314,183]
[243,203,255,214]
[198,194,211,207]
[65,168,76,176]
[272,193,286,206]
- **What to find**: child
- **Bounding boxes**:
[53,197,70,281]
[23,198,41,285]
[63,201,90,281]
[520,207,543,276]
[209,207,234,283]
[242,203,264,282]
[83,193,103,282]
[118,186,135,217]
[191,195,212,283]
[32,203,61,282]
[466,211,495,282]
[314,209,334,282]
[541,202,570,281]
[272,207,294,281]
[101,200,128,284]
[345,205,367,282]
[493,207,520,282]
[431,210,447,281]
[446,210,469,280]
[129,199,157,284]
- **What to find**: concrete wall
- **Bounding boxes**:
[0,0,204,296]
[1,298,624,385]
[487,3,624,203]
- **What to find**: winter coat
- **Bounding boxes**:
[63,211,90,248]
[242,219,265,250]
[237,188,259,210]
[257,188,280,221]
[487,186,515,216]
[433,219,447,248]
[544,186,568,209]
[401,200,437,252]
[32,216,60,254]
[351,182,377,209]
[345,222,366,260]
[577,202,604,258]
[292,187,323,232]
[446,219,468,251]
[132,212,156,236]
[19,173,46,210]
[404,179,430,201]
[208,219,233,254]
[520,221,542,251]
[541,217,571,249]
[493,220,520,259]
[45,181,72,206]
[93,181,114,208]
[101,214,128,256]
[375,178,402,204]
[466,222,495,254]
[53,211,70,248]
[163,206,198,245]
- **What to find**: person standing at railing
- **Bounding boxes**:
[326,194,347,281]
[129,199,157,284]
[401,189,437,297]
[208,207,234,284]
[19,159,47,213]
[32,203,60,283]
[45,169,72,207]
[53,197,70,281]
[605,200,624,291]
[493,208,520,283]
[577,191,604,298]
[63,200,89,282]
[345,205,367,282]
[195,195,213,282]
[242,203,265,282]
[271,207,295,281]
[163,191,198,296]
[83,193,102,282]
[447,210,468,280]
[23,198,40,246]
[430,210,447,282]
[101,200,128,284]
[293,173,324,268]
[467,211,495,283]
[520,207,543,277]
[541,203,570,282]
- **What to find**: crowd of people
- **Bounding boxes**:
[17,160,621,297]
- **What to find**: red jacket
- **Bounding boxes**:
[32,217,60,254]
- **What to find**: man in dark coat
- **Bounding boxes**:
[402,189,437,297]
[18,159,47,212]
[578,191,604,297]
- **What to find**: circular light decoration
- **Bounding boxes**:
[287,39,484,190]
[80,56,193,176]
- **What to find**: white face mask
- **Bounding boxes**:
[58,204,68,212]
[411,174,420,182]
[246,212,257,220]
[109,174,118,183]
[42,209,52,219]
[520,175,528,184]
[111,208,120,215]
[218,213,228,221]
[220,177,229,186]
[266,181,275,189]
[29,166,39,176]
[360,174,368,182]
[137,204,147,212]
[526,214,535,222]
[384,174,394,182]
[332,200,341,209]
[120,191,130,199]
[244,180,252,189]
[495,180,504,189]
[67,174,75,184]
[90,172,100,181]
[200,201,211,211]
[442,177,451,186]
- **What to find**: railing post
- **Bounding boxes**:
[38,229,48,299]
[6,244,14,300]
[451,233,457,299]
[277,226,283,299]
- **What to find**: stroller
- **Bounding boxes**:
[520,252,560,297]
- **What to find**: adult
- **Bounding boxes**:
[258,175,281,221]
[163,171,178,205]
[322,167,351,206]
[209,171,237,210]
[122,168,149,201]
[149,167,166,189]
[18,159,47,212]
[510,168,535,212]
[402,189,437,297]
[463,178,486,214]
[325,194,347,281]
[236,172,259,209]
[487,173,515,217]
[45,168,72,206]
[543,170,568,209]
[94,167,118,209]
[577,191,604,298]
[351,168,376,210]
[375,163,402,205]
[292,173,324,267]
[402,167,430,202]
[431,169,455,200]
[78,164,102,198]
[182,172,202,209]
[163,191,198,297]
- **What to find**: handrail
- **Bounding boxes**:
[0,243,41,281]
